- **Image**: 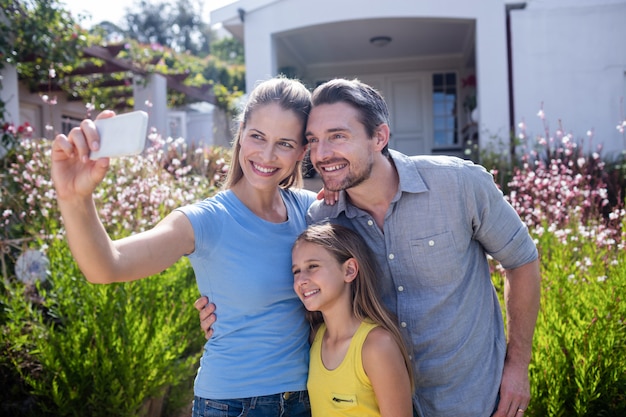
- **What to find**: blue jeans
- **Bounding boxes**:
[192,391,310,417]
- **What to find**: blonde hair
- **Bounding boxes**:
[222,76,311,190]
[294,222,415,390]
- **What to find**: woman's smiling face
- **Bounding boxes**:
[238,102,306,189]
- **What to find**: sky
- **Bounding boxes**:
[59,0,236,28]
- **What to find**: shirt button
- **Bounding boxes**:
[388,253,395,260]
[367,219,374,226]
[400,322,407,328]
[398,286,404,292]
[428,240,435,246]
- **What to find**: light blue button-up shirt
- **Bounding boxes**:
[307,150,538,417]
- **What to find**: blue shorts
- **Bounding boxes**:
[192,391,310,417]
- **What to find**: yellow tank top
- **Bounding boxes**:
[307,320,381,417]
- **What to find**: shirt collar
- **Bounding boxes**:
[389,149,428,195]
[324,149,428,219]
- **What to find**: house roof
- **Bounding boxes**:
[211,0,282,40]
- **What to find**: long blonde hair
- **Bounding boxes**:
[222,76,311,190]
[294,222,415,390]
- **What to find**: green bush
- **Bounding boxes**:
[489,225,626,417]
[2,238,203,416]
[525,231,626,416]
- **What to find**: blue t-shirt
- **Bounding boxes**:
[177,188,316,399]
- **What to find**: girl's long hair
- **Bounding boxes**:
[222,75,311,190]
[294,222,415,390]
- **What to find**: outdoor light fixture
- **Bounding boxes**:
[369,36,392,47]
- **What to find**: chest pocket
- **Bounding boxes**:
[330,393,358,411]
[409,231,461,287]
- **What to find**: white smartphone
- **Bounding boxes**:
[90,111,149,160]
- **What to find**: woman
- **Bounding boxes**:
[51,76,316,416]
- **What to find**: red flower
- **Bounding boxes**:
[461,75,476,88]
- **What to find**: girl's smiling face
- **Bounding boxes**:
[292,240,356,313]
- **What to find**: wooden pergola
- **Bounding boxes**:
[29,43,217,110]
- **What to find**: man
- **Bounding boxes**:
[197,78,541,417]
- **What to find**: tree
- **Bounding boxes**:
[0,0,88,73]
[0,0,245,122]
[123,0,210,56]
[210,36,245,65]
[0,0,88,138]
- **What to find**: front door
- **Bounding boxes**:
[359,73,432,156]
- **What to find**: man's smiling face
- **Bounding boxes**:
[305,102,376,192]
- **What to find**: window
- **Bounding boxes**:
[432,73,458,148]
[61,116,82,135]
[168,111,187,139]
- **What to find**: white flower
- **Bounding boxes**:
[15,249,50,284]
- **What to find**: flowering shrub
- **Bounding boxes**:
[483,107,626,416]
[90,135,230,236]
[503,110,625,251]
[1,134,229,243]
[0,134,230,416]
[1,121,34,148]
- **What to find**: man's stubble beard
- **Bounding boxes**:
[317,155,374,192]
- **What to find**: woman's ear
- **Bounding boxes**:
[296,143,308,162]
[343,258,359,283]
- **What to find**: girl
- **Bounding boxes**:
[291,223,414,417]
[51,76,315,417]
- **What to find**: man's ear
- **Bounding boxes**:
[373,123,390,152]
[343,258,359,283]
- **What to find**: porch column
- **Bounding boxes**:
[133,73,168,138]
[1,64,20,125]
[0,64,20,156]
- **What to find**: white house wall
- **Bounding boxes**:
[222,0,511,152]
[17,83,88,139]
[510,0,626,157]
